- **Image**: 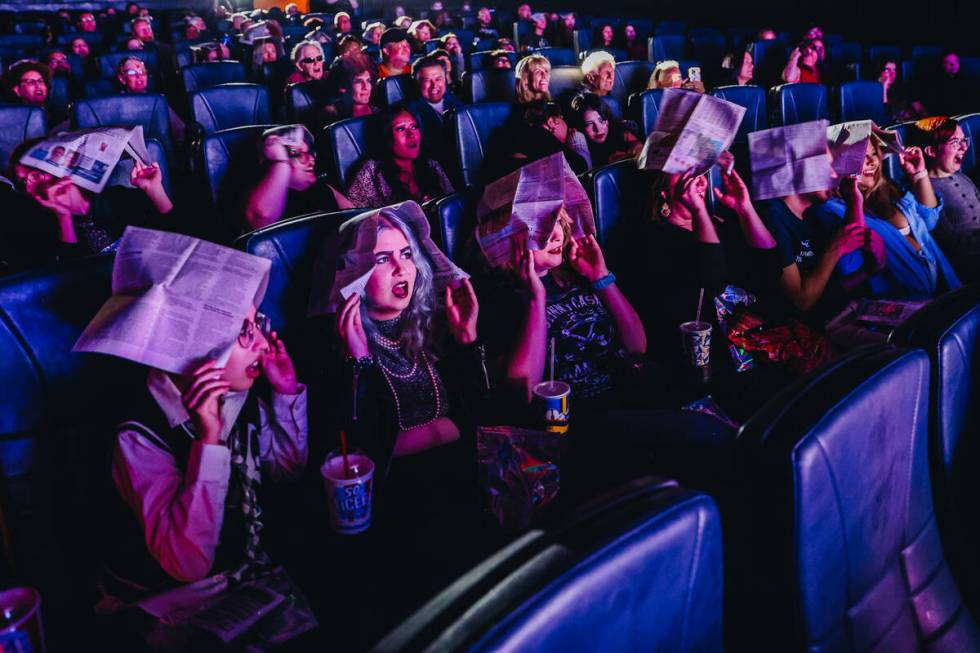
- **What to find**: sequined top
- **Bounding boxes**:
[370,317,449,430]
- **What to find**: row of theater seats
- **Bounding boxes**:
[1,215,978,649]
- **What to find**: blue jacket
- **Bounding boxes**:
[810,191,961,300]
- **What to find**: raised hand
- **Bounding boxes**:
[568,234,610,283]
[261,330,299,394]
[900,146,927,177]
[445,278,479,345]
[514,235,545,301]
[262,135,290,164]
[130,159,163,193]
[713,160,752,214]
[671,170,709,215]
[831,223,866,257]
[337,293,370,360]
[181,359,229,444]
[839,175,866,225]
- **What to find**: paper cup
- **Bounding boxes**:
[0,587,45,653]
[533,380,571,434]
[680,321,712,368]
[321,451,374,535]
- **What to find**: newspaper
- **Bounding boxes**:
[309,201,469,316]
[74,227,271,375]
[637,88,746,175]
[827,120,874,177]
[748,120,836,201]
[20,126,149,194]
[475,152,595,268]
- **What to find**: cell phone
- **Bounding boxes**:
[688,67,701,83]
[221,33,232,47]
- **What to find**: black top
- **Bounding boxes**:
[283,179,344,221]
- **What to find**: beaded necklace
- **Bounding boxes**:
[372,319,445,431]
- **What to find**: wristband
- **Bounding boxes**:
[910,169,928,181]
[591,272,616,291]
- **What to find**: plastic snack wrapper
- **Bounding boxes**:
[681,395,741,429]
[477,426,561,530]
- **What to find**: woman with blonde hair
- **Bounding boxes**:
[515,53,551,104]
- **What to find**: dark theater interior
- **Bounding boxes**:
[1,0,980,650]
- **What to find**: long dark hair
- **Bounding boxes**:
[570,92,633,163]
[371,104,444,202]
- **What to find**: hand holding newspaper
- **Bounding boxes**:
[19,126,149,194]
[309,200,470,316]
[748,120,836,201]
[74,227,272,376]
[475,152,595,268]
[637,88,746,175]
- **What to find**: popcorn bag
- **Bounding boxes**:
[477,426,561,530]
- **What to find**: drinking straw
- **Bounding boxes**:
[695,287,705,324]
[549,337,556,384]
[339,430,353,480]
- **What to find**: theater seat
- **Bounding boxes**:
[105,138,171,196]
[422,190,480,264]
[689,30,726,66]
[610,60,655,106]
[580,47,628,63]
[0,105,46,171]
[548,65,585,102]
[463,68,516,104]
[536,47,576,66]
[831,41,863,66]
[84,78,159,99]
[629,88,664,138]
[97,49,159,79]
[891,285,980,609]
[882,121,912,184]
[838,80,887,124]
[236,208,363,343]
[450,102,515,187]
[200,124,276,217]
[189,83,270,135]
[375,73,417,107]
[733,345,980,651]
[0,255,140,649]
[749,39,789,88]
[284,78,331,129]
[867,45,902,66]
[584,158,645,250]
[711,84,767,141]
[772,82,828,126]
[321,114,371,190]
[72,93,174,158]
[373,478,723,653]
[180,61,247,94]
[649,34,686,62]
[954,113,980,180]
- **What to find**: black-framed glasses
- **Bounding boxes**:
[285,145,314,161]
[300,54,324,64]
[238,312,272,347]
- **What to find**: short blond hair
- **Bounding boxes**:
[648,60,679,89]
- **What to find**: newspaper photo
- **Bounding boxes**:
[748,120,836,200]
[637,88,746,175]
[310,200,470,316]
[475,152,595,268]
[19,126,150,194]
[74,227,272,376]
[827,120,874,177]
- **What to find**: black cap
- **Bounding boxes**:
[379,27,408,48]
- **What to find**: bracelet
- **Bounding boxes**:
[591,272,616,291]
[348,355,374,371]
[911,169,928,181]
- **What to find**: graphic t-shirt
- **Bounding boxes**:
[543,274,624,400]
[757,198,821,274]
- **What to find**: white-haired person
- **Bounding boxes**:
[285,40,325,87]
[579,50,616,98]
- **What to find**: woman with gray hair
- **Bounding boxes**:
[580,50,616,97]
[243,124,349,231]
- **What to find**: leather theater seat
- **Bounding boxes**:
[189,83,271,135]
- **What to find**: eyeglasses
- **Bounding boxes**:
[239,312,272,348]
[947,137,971,150]
[20,77,46,87]
[285,146,314,161]
[300,54,324,64]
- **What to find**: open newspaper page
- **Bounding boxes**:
[476,153,596,267]
[20,126,149,194]
[638,89,745,175]
[748,120,836,200]
[74,227,271,375]
[827,120,873,177]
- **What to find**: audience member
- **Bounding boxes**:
[115,57,184,145]
[720,47,754,86]
[408,54,463,162]
[648,60,704,92]
[515,53,551,103]
[474,6,500,44]
[523,13,550,51]
[622,23,646,61]
[908,117,980,281]
[285,41,326,87]
[379,28,413,78]
[334,11,353,40]
[346,106,455,208]
[409,19,437,54]
[782,39,827,84]
[548,12,576,49]
[489,49,512,69]
[570,93,641,167]
[512,100,591,173]
[322,56,378,122]
[877,58,927,122]
[580,51,616,98]
[596,23,616,49]
[363,22,385,46]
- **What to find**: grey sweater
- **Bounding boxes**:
[932,172,980,265]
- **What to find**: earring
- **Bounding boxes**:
[660,202,671,218]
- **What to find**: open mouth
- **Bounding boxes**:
[954,154,964,165]
[547,245,562,255]
[246,359,261,378]
[392,280,410,299]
